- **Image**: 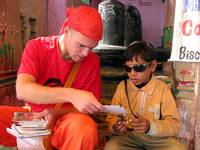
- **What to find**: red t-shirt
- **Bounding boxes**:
[18,36,102,112]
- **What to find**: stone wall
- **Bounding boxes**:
[19,0,48,47]
[0,0,22,105]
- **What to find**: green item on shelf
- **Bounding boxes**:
[81,0,90,4]
[0,145,16,150]
[163,26,173,50]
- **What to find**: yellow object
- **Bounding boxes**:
[106,75,180,137]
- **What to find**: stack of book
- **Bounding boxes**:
[8,112,51,138]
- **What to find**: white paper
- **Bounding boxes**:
[102,105,127,115]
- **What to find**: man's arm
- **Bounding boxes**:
[16,73,103,114]
[16,73,69,104]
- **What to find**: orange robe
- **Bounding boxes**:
[0,106,98,150]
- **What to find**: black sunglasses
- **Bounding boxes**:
[123,62,151,73]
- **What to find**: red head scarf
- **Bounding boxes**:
[60,6,103,42]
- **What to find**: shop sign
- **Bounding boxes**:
[169,0,200,62]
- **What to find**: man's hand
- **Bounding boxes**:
[68,89,103,114]
[130,113,150,133]
[112,120,127,136]
[33,108,58,129]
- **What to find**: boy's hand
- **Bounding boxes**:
[112,120,127,135]
[130,113,150,133]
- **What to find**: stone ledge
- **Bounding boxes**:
[101,67,127,79]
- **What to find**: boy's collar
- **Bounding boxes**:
[130,75,156,96]
[135,74,152,89]
[140,75,156,96]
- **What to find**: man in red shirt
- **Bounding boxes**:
[0,5,103,150]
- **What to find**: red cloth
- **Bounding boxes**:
[0,106,28,146]
[60,6,103,42]
[18,36,102,112]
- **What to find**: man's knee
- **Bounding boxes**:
[55,113,98,137]
[52,113,98,149]
[70,113,97,136]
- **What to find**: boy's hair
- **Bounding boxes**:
[124,41,156,63]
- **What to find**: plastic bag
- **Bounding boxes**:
[17,137,45,150]
[7,127,45,150]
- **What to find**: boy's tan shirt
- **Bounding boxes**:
[106,75,180,137]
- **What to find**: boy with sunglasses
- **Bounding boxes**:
[104,41,186,150]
